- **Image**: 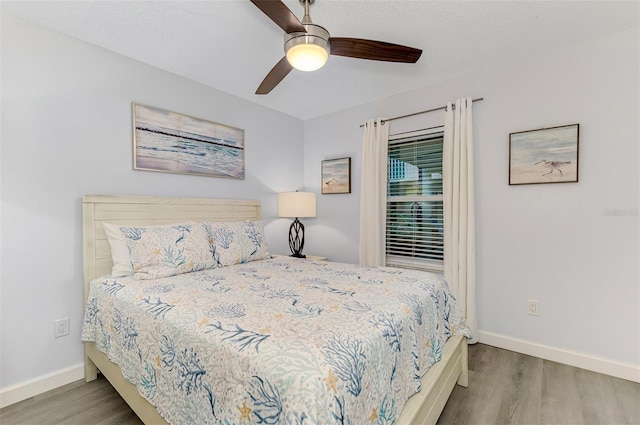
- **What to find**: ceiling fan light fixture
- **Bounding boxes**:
[284,24,330,72]
[286,43,328,71]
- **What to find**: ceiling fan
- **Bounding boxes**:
[250,0,423,94]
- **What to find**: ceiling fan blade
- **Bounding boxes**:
[250,0,306,34]
[256,57,293,94]
[329,37,422,63]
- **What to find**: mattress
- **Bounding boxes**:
[82,256,470,424]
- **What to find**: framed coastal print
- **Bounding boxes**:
[133,103,245,179]
[509,124,579,185]
[322,157,351,194]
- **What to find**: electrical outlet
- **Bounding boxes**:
[527,300,539,316]
[54,317,70,338]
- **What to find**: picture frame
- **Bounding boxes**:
[509,123,579,185]
[133,103,245,179]
[322,157,351,194]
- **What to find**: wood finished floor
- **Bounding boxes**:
[438,344,639,425]
[1,344,638,425]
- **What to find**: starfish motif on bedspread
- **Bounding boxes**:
[238,401,252,420]
[324,369,338,393]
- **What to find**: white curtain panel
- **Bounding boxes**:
[359,118,389,266]
[443,98,478,343]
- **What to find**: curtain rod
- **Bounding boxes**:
[359,97,484,128]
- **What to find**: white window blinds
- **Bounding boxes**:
[386,129,444,271]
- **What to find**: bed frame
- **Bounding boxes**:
[83,195,468,425]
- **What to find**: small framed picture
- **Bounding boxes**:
[509,124,579,185]
[322,157,351,194]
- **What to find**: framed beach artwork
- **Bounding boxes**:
[133,103,245,179]
[509,124,579,185]
[322,157,351,194]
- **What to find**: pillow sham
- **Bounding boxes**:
[204,220,271,267]
[119,222,216,279]
[103,223,135,277]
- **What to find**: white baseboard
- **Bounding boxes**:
[0,363,84,409]
[478,330,640,383]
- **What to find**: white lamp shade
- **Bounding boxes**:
[278,192,317,218]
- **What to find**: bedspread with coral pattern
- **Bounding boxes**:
[82,257,470,424]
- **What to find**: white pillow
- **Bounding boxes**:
[103,223,134,277]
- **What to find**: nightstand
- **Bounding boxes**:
[304,255,328,261]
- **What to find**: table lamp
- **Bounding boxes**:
[277,191,317,258]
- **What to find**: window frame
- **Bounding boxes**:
[386,127,445,272]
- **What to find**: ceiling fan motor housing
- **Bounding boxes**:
[284,23,330,71]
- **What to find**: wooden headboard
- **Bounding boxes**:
[82,195,262,301]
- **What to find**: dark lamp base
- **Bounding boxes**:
[288,218,306,258]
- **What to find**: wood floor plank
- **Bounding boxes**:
[576,368,633,425]
[611,373,640,425]
[540,359,585,425]
[439,343,512,424]
[494,350,543,425]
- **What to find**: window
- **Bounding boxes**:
[386,128,444,271]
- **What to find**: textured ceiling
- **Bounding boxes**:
[3,0,638,120]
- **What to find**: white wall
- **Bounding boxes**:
[0,14,303,391]
[304,27,639,372]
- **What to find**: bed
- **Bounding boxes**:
[82,195,469,424]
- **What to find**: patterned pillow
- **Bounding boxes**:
[120,222,216,279]
[204,220,272,267]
